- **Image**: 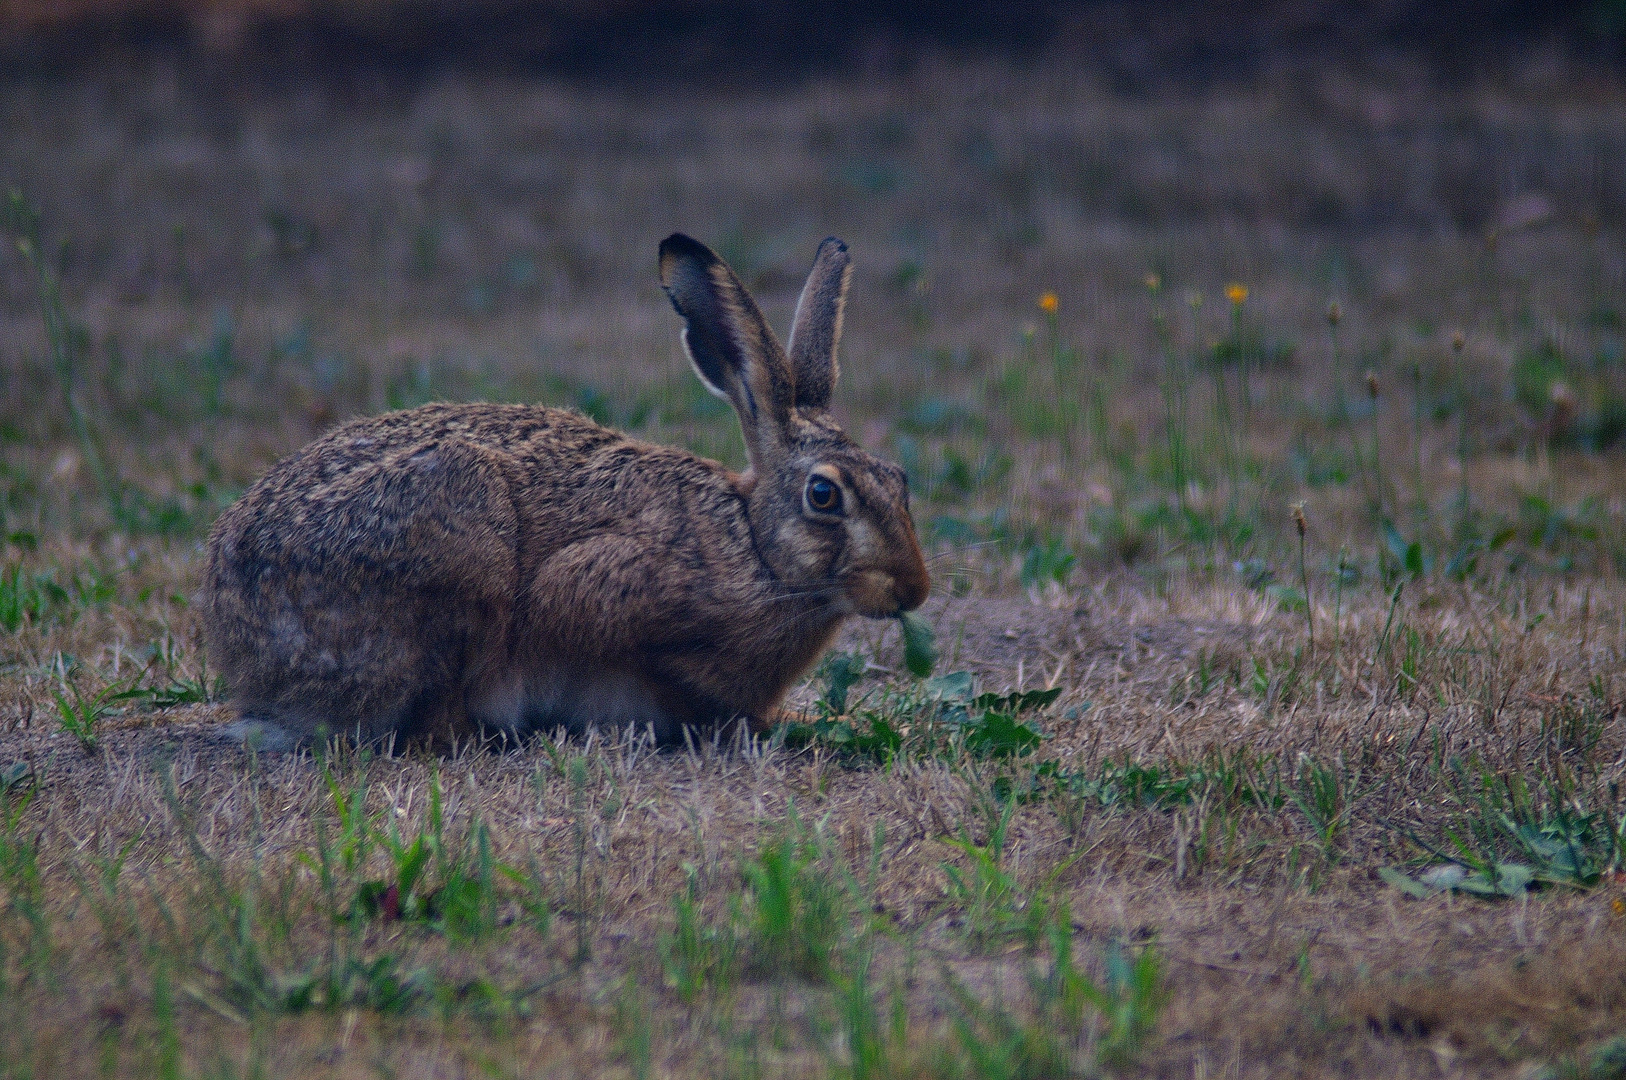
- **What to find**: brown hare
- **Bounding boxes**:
[202,234,930,749]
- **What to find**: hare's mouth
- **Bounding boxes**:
[847,569,928,619]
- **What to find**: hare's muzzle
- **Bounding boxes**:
[891,539,931,613]
[855,526,929,617]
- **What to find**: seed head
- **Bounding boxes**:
[1292,502,1307,538]
[1365,370,1380,399]
[1144,272,1162,295]
[1186,290,1204,312]
[1451,330,1465,353]
[1326,301,1341,327]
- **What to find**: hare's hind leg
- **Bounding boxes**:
[205,549,489,746]
[205,438,521,748]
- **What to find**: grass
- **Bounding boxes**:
[0,41,1625,1079]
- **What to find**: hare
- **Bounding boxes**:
[202,234,929,749]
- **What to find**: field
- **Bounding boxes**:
[2,43,1626,1078]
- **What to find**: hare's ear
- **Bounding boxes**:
[786,237,850,413]
[659,233,794,463]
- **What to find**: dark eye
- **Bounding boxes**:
[806,475,842,514]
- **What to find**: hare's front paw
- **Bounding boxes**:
[747,707,808,736]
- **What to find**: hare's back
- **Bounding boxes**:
[261,401,614,497]
[209,403,615,586]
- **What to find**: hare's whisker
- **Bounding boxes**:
[924,540,1002,563]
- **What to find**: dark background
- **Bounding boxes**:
[4,0,1623,81]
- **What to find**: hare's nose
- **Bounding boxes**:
[892,560,930,613]
[888,525,930,612]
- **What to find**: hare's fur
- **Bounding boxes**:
[203,234,929,747]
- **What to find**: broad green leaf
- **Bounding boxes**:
[1404,541,1425,578]
[925,670,975,701]
[899,612,937,678]
[963,711,1044,758]
[971,687,1064,714]
[1456,863,1534,896]
[1378,867,1434,898]
[816,652,864,715]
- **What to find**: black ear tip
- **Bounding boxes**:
[818,236,849,255]
[659,232,716,267]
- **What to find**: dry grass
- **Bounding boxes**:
[1,45,1625,1078]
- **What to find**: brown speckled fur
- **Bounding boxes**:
[202,235,928,747]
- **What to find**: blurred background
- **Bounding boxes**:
[1,1,1621,71]
[2,0,1624,593]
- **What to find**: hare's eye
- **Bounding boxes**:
[805,475,842,515]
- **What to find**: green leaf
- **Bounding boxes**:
[1381,520,1431,579]
[1456,863,1534,897]
[865,716,903,757]
[815,651,864,715]
[1381,520,1409,565]
[971,687,1063,714]
[397,836,431,897]
[1265,583,1307,612]
[1405,541,1426,579]
[1377,866,1436,899]
[899,612,937,678]
[963,711,1044,758]
[924,670,975,701]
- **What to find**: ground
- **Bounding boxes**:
[1,43,1625,1079]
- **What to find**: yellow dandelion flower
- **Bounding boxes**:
[1225,283,1249,306]
[1038,291,1059,314]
